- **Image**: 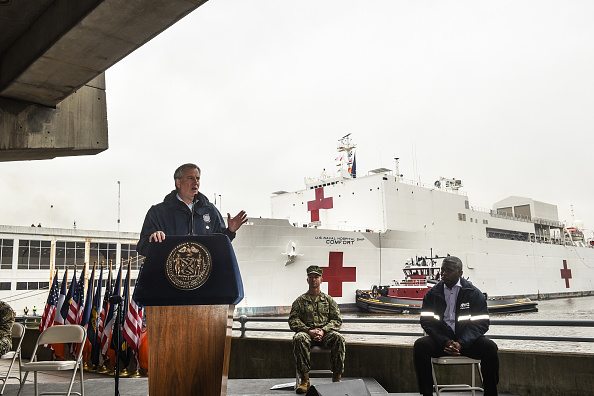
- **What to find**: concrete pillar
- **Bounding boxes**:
[0,74,107,161]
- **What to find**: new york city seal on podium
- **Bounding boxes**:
[165,241,212,290]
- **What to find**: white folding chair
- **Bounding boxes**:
[431,356,483,396]
[1,322,26,394]
[17,325,86,396]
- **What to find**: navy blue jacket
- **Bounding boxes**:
[419,277,490,349]
[137,190,235,257]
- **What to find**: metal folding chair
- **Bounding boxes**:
[17,325,86,396]
[431,356,484,396]
[1,322,26,395]
[295,345,333,389]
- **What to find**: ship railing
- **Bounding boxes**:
[469,206,492,215]
[533,217,565,228]
[401,279,426,286]
[234,316,594,344]
[472,207,533,223]
[470,206,566,229]
[398,178,468,196]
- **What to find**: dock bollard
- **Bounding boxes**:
[239,315,248,338]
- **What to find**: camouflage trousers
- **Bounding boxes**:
[0,336,11,356]
[292,330,345,376]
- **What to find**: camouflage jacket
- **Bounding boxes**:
[0,301,15,356]
[289,292,342,333]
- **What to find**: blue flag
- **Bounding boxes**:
[90,265,103,366]
[112,262,131,365]
[80,266,95,328]
[55,269,68,324]
[100,263,121,357]
[60,269,77,323]
[74,266,86,324]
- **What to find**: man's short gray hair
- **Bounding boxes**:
[174,163,201,180]
[442,256,463,271]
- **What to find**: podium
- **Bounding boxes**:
[133,235,243,396]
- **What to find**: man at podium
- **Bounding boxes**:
[137,163,247,257]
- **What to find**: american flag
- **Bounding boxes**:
[74,266,86,324]
[39,270,60,333]
[123,297,143,365]
[123,263,143,365]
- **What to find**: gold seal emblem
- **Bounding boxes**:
[165,241,212,290]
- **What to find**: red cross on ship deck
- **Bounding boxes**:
[307,187,333,222]
[320,252,356,297]
[560,259,572,288]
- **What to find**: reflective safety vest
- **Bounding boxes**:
[419,278,490,348]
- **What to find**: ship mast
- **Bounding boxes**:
[336,133,356,178]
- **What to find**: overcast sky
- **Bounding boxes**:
[1,0,593,237]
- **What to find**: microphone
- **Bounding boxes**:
[190,194,198,236]
[109,295,123,304]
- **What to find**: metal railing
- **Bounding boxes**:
[233,316,594,344]
[15,315,42,327]
[19,315,593,344]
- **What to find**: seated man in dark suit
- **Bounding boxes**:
[413,256,499,396]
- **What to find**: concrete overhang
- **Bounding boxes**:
[0,0,208,161]
[0,0,207,107]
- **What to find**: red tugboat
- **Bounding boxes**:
[356,254,538,314]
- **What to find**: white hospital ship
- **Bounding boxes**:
[1,135,593,315]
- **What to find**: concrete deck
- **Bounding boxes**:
[0,362,516,396]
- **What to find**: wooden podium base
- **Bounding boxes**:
[147,305,234,396]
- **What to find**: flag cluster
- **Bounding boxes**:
[348,153,356,178]
[39,261,144,368]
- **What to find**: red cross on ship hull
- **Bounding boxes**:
[320,252,356,298]
[560,259,572,288]
[307,187,333,222]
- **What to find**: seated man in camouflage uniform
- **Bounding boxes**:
[289,265,345,394]
[0,301,15,356]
